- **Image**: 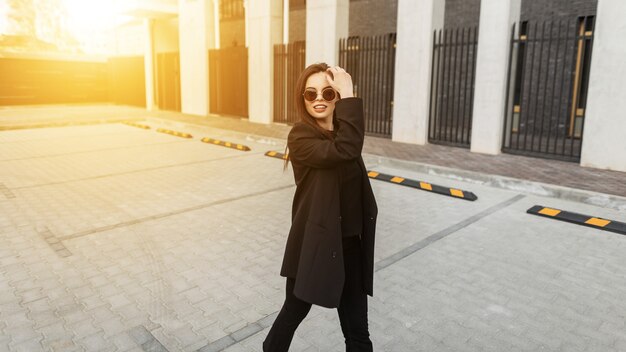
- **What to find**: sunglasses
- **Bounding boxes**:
[302,87,338,102]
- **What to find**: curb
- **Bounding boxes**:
[363,154,626,212]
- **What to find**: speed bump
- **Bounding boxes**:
[156,128,192,138]
[122,121,150,129]
[527,205,626,235]
[201,137,251,151]
[367,171,477,201]
[265,151,288,160]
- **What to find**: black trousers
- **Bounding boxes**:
[263,235,373,351]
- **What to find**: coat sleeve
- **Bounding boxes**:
[287,97,364,169]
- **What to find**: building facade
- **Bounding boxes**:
[94,0,626,172]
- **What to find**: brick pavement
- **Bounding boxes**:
[0,106,625,351]
[3,104,621,198]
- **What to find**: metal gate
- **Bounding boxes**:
[339,33,396,138]
[209,46,248,118]
[273,41,305,124]
[156,52,180,112]
[503,16,595,161]
[428,27,479,147]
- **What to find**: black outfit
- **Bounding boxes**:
[263,98,376,351]
[262,235,372,351]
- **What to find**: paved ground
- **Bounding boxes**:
[1,106,626,351]
[1,105,624,199]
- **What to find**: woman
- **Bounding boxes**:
[263,63,378,351]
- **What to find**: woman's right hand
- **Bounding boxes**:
[326,66,354,99]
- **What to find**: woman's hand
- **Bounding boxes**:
[326,66,354,99]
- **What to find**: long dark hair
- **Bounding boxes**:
[283,62,336,171]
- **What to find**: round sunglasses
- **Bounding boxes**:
[302,87,338,102]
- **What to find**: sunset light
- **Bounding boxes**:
[61,0,129,33]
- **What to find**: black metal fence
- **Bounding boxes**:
[273,41,305,124]
[339,33,396,138]
[503,16,595,161]
[156,52,180,112]
[428,27,479,147]
[209,46,248,117]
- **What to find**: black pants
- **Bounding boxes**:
[263,235,373,351]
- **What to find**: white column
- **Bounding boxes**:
[391,0,444,145]
[470,0,521,154]
[305,0,348,66]
[283,0,289,44]
[178,0,215,116]
[214,0,221,49]
[144,19,156,111]
[247,0,283,124]
[580,0,626,172]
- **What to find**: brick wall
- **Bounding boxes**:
[444,0,481,29]
[348,0,398,37]
[521,0,597,21]
[289,8,306,43]
[442,0,598,30]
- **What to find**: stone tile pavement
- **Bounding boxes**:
[0,105,625,351]
[2,104,622,198]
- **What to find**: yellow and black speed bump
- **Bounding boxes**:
[201,137,251,151]
[156,128,192,139]
[527,205,626,235]
[265,151,288,160]
[367,171,477,201]
[122,121,151,129]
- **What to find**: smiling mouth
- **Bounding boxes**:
[313,105,327,110]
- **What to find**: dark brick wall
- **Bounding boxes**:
[289,8,306,43]
[442,0,598,30]
[521,0,597,21]
[444,0,481,29]
[348,0,398,37]
[289,0,398,43]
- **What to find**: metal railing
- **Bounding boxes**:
[339,33,396,138]
[428,26,479,148]
[273,41,305,124]
[503,16,595,161]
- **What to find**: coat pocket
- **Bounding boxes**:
[296,220,327,279]
[294,220,345,308]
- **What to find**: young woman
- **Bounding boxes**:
[263,63,378,351]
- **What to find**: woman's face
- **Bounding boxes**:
[303,71,339,122]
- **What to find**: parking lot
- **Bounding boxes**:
[1,119,625,351]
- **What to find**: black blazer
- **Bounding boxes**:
[279,97,378,308]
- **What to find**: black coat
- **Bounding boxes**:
[279,97,378,308]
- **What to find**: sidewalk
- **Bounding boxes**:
[2,104,622,200]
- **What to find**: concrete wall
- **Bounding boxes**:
[580,0,626,172]
[470,0,521,155]
[247,0,283,124]
[392,0,445,145]
[178,0,215,116]
[305,0,348,66]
